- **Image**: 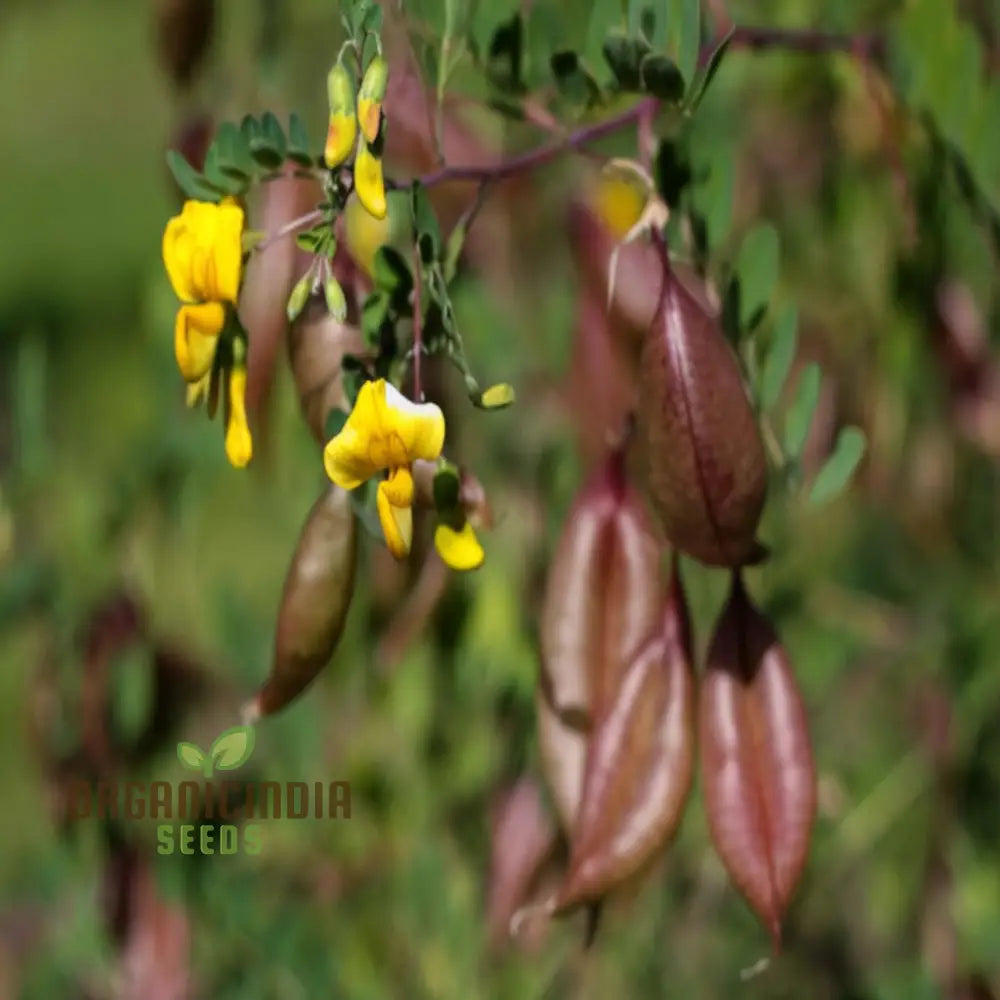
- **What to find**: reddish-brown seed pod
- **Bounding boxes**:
[700,575,816,949]
[554,565,695,911]
[638,248,768,567]
[539,449,663,730]
[244,485,357,720]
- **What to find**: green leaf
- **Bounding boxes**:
[736,223,780,329]
[585,0,625,67]
[699,150,733,248]
[361,2,383,36]
[808,426,866,505]
[240,114,261,144]
[640,54,684,101]
[760,305,798,410]
[687,26,734,109]
[287,113,314,166]
[783,363,821,460]
[550,51,602,107]
[177,742,206,772]
[202,142,245,195]
[676,0,701,95]
[324,407,348,440]
[410,181,442,262]
[372,246,414,303]
[249,111,287,169]
[295,227,325,253]
[165,150,222,202]
[602,33,650,91]
[433,462,461,513]
[215,121,255,178]
[210,725,256,771]
[361,291,390,346]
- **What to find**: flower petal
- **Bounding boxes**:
[376,478,413,558]
[434,521,485,571]
[162,200,244,304]
[381,382,446,463]
[175,303,225,381]
[323,380,383,490]
[225,367,253,468]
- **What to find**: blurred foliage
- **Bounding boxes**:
[1,0,1000,998]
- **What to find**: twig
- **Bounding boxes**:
[412,247,423,400]
[256,208,324,251]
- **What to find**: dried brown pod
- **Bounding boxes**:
[244,484,357,721]
[554,564,694,911]
[154,0,215,89]
[486,777,559,951]
[638,247,767,567]
[700,575,816,949]
[539,449,663,731]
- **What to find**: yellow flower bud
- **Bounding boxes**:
[225,366,253,468]
[356,55,388,144]
[324,274,347,321]
[286,274,313,322]
[325,63,358,169]
[354,140,387,220]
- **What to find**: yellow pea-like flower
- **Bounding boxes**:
[324,379,445,560]
[354,140,387,220]
[163,199,244,305]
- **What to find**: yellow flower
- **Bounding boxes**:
[163,199,244,305]
[354,141,387,220]
[225,366,253,469]
[174,302,226,381]
[324,379,445,558]
[434,521,484,571]
[592,173,647,241]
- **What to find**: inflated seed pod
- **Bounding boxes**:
[637,248,768,567]
[243,484,357,720]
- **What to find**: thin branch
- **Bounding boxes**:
[412,247,423,401]
[405,26,884,192]
[256,208,324,251]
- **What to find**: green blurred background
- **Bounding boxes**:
[2,0,1000,997]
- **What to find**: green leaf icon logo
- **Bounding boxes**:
[177,742,207,773]
[210,725,256,772]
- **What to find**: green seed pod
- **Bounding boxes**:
[325,61,358,168]
[357,55,388,144]
[286,273,313,322]
[324,274,347,322]
[244,484,358,721]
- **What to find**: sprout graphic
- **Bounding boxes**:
[176,725,256,777]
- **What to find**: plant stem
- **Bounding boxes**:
[412,248,423,401]
[257,208,324,251]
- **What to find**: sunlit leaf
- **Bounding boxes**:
[783,363,821,461]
